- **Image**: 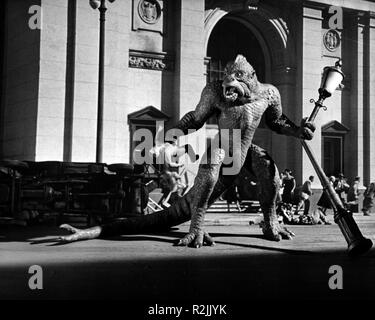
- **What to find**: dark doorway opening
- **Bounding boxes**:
[206,17,266,83]
[321,121,349,177]
[323,136,343,176]
[0,0,6,156]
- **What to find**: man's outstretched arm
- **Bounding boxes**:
[264,85,315,140]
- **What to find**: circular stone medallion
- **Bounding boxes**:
[138,0,161,25]
[323,29,341,52]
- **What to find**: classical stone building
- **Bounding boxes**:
[1,0,375,188]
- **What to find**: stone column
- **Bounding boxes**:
[364,14,375,184]
[170,0,206,180]
[174,0,206,120]
[298,6,327,213]
[271,66,299,178]
[300,7,325,187]
[342,13,365,186]
[1,0,42,160]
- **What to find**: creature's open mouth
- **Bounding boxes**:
[223,86,240,101]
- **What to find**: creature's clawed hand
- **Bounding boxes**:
[262,223,295,241]
[176,230,215,248]
[298,117,316,140]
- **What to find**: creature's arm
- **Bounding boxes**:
[169,82,219,135]
[152,83,219,165]
[264,85,315,140]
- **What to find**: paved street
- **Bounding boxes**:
[0,213,374,301]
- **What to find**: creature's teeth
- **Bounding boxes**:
[225,87,235,96]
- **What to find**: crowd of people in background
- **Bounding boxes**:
[277,169,375,225]
[278,170,330,225]
[157,162,375,220]
[362,182,375,216]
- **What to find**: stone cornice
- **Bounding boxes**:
[129,50,174,71]
[303,0,375,13]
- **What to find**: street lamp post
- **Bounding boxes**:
[89,0,115,163]
[303,60,372,256]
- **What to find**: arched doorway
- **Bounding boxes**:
[206,17,267,84]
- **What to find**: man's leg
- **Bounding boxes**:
[244,144,295,241]
[294,198,304,215]
[303,198,310,215]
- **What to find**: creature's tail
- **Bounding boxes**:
[100,193,194,237]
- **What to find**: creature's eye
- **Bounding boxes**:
[234,71,243,78]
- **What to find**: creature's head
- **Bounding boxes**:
[222,54,259,103]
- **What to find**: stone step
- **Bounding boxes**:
[207,200,261,213]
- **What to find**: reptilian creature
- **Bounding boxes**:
[58,55,315,246]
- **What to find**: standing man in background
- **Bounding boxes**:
[362,183,375,216]
[347,176,360,212]
[282,169,296,205]
[295,176,314,215]
[334,173,349,206]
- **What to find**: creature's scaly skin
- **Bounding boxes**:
[59,55,314,245]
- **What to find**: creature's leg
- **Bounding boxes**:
[177,147,225,248]
[207,168,238,206]
[244,144,295,241]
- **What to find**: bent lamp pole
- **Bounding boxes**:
[301,60,372,256]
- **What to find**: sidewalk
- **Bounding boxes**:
[201,210,375,226]
[1,217,374,301]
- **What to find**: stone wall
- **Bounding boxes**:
[1,0,41,160]
[69,0,131,163]
[301,6,344,187]
[35,0,68,161]
[368,15,375,183]
[174,0,206,119]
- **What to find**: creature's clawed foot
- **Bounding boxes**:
[262,223,295,241]
[176,230,215,248]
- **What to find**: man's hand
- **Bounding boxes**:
[297,118,316,140]
[150,142,184,167]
